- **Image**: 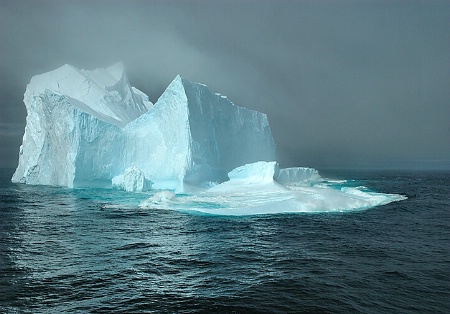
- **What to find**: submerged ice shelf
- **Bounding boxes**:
[12,64,406,215]
[140,161,406,215]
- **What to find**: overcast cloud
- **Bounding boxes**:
[1,0,449,170]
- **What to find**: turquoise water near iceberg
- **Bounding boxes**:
[1,169,449,313]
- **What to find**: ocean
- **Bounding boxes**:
[0,168,449,313]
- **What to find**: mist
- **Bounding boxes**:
[1,0,449,170]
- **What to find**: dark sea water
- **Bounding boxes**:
[1,168,449,313]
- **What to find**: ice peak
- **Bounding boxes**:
[106,62,125,81]
[59,63,78,72]
[167,75,210,91]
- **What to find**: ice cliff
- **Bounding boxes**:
[12,64,275,191]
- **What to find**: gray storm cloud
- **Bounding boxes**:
[1,0,449,170]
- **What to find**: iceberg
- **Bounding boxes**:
[12,64,275,191]
[12,64,406,215]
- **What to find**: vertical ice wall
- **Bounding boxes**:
[181,77,276,184]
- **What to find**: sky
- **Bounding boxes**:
[1,0,449,170]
